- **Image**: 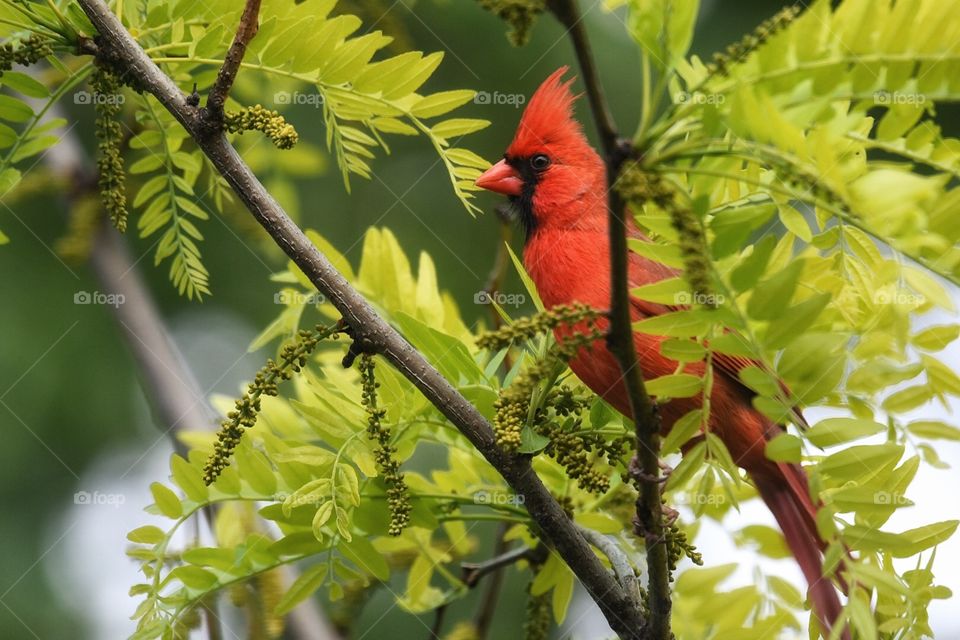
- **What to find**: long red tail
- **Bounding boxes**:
[752,462,848,639]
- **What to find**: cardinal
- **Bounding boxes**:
[475,67,846,636]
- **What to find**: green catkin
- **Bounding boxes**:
[90,67,128,232]
[477,302,602,351]
[616,165,715,308]
[0,34,52,76]
[523,579,552,640]
[476,0,546,46]
[224,105,299,149]
[203,324,338,484]
[358,354,411,536]
[709,4,802,76]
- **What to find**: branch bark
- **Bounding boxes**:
[39,101,341,640]
[205,0,261,119]
[74,1,646,637]
[547,1,672,637]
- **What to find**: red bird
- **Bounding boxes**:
[476,68,845,636]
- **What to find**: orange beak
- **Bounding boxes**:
[475,159,523,196]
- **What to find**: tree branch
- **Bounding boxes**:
[74,1,646,637]
[39,100,340,640]
[205,0,261,120]
[547,1,672,637]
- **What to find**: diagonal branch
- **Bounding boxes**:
[205,0,261,120]
[74,1,646,637]
[547,1,672,638]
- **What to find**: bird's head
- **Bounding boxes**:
[475,67,606,238]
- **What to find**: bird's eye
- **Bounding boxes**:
[530,154,551,171]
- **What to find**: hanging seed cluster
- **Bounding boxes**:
[359,354,411,536]
[487,305,628,493]
[203,324,337,484]
[522,579,552,640]
[709,4,802,76]
[476,0,545,46]
[616,165,715,309]
[665,520,704,576]
[224,105,299,149]
[91,67,129,232]
[0,34,52,75]
[538,386,631,494]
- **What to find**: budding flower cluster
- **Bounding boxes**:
[489,307,627,494]
[709,4,802,76]
[358,354,411,536]
[203,324,338,485]
[477,302,602,351]
[91,68,128,232]
[0,34,52,76]
[665,519,703,575]
[224,105,299,149]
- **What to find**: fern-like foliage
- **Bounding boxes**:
[135,0,491,214]
[131,98,211,299]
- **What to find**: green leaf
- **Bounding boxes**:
[765,434,801,463]
[410,90,476,118]
[819,443,904,481]
[275,563,328,616]
[171,566,218,590]
[747,260,802,321]
[912,325,960,351]
[645,373,702,398]
[661,409,702,455]
[150,482,183,519]
[845,520,958,558]
[907,420,960,441]
[552,565,575,624]
[127,526,165,545]
[340,537,389,581]
[761,293,830,349]
[806,418,885,448]
[620,0,700,70]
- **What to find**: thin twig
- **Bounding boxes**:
[576,525,643,612]
[74,2,646,637]
[546,1,672,638]
[472,523,511,638]
[205,0,261,119]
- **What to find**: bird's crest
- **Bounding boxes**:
[507,66,585,157]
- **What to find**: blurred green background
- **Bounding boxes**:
[2,1,957,638]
